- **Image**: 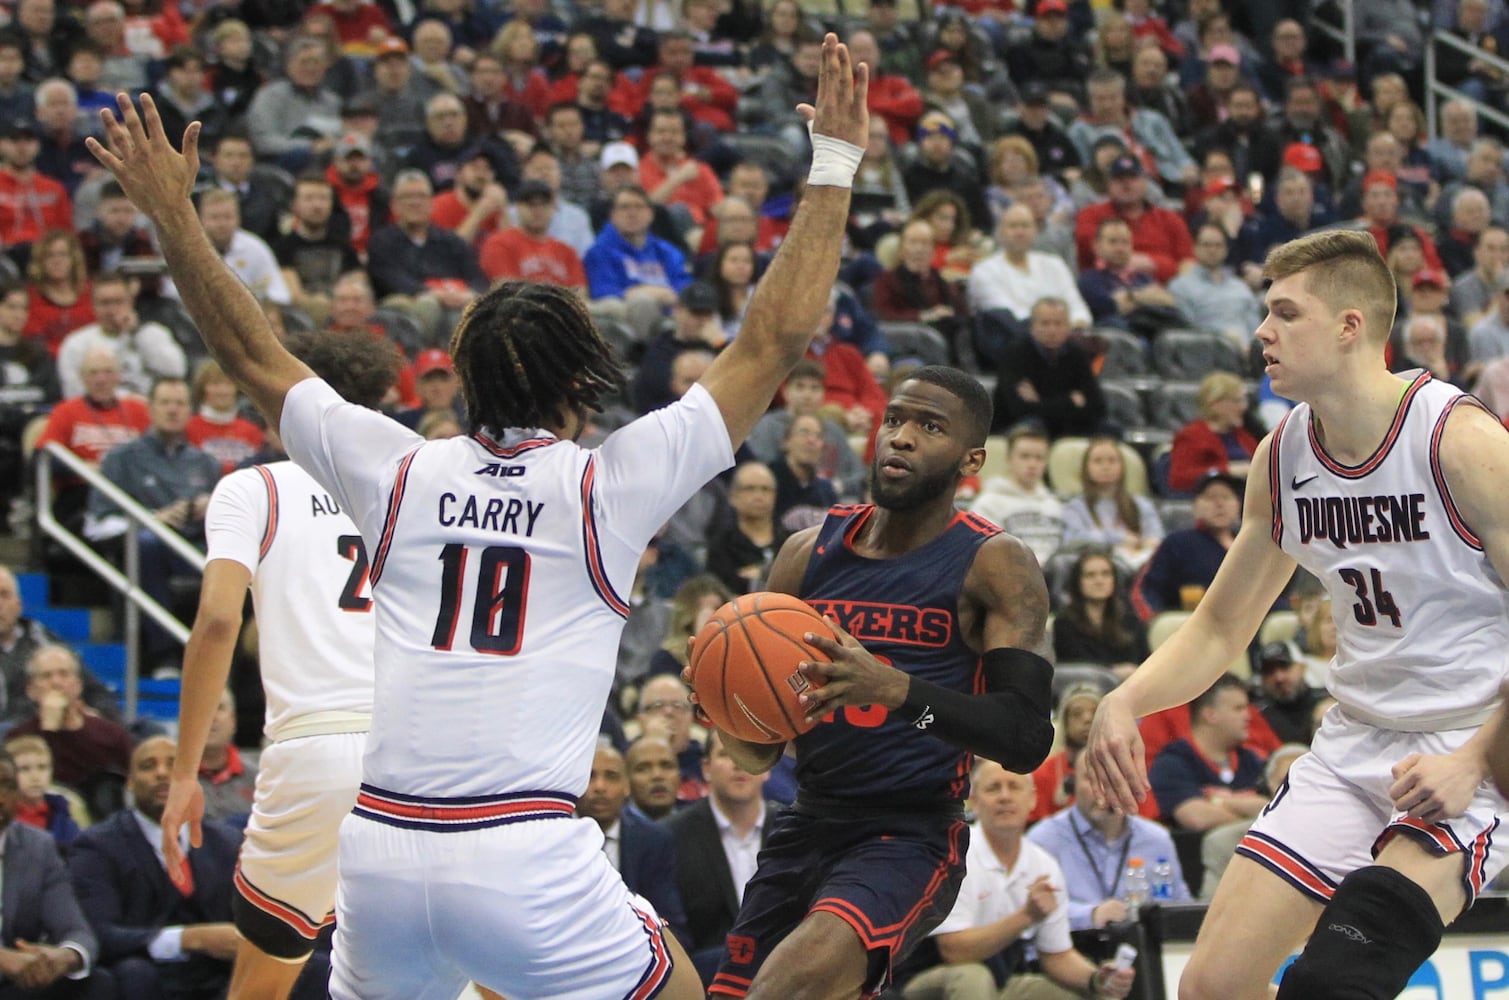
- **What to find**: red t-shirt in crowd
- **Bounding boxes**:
[479,228,587,289]
[34,394,149,464]
[186,413,265,475]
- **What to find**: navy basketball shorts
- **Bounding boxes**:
[709,807,968,999]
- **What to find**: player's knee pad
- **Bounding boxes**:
[232,884,320,962]
[1275,865,1444,1000]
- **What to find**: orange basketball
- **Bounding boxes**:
[687,592,834,744]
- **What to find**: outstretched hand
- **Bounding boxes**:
[1082,692,1148,815]
[85,93,201,221]
[796,34,870,152]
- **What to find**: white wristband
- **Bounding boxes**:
[807,130,864,189]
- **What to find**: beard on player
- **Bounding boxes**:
[868,461,957,512]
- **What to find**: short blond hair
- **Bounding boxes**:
[1197,371,1247,421]
[4,734,50,761]
[1263,230,1397,343]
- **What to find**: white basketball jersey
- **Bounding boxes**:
[204,461,376,741]
[1269,372,1509,730]
[280,378,734,798]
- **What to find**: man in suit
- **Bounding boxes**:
[664,729,771,986]
[578,740,691,948]
[68,737,242,1000]
[0,751,112,1000]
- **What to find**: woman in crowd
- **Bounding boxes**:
[748,0,807,71]
[547,31,600,104]
[1093,11,1137,78]
[850,115,912,252]
[909,190,988,284]
[985,135,1074,230]
[186,358,264,475]
[1167,371,1257,494]
[493,19,552,121]
[23,230,94,357]
[1062,436,1164,568]
[1386,99,1438,215]
[1053,547,1150,677]
[707,241,758,339]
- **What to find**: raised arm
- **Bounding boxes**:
[1084,434,1297,813]
[697,34,868,448]
[86,95,312,428]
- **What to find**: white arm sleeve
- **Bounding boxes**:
[204,467,272,574]
[279,378,423,540]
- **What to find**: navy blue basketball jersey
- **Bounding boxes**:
[793,504,1001,804]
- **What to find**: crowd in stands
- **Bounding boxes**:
[0,0,1507,992]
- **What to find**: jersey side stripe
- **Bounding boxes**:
[369,448,420,588]
[1269,411,1290,545]
[579,457,631,618]
[1428,395,1484,550]
[622,903,673,1000]
[1306,371,1430,478]
[954,510,1003,537]
[255,465,279,560]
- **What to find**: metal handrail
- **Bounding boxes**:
[35,441,206,721]
[1310,0,1356,65]
[1424,29,1509,139]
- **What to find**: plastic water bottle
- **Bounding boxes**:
[1151,856,1174,901]
[1122,857,1148,919]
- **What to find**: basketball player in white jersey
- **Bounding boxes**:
[162,332,401,1000]
[1084,229,1509,1000]
[85,36,868,1000]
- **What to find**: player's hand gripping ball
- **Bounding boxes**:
[688,592,835,743]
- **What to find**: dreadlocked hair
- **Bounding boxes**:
[449,281,627,433]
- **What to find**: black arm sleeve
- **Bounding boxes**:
[897,647,1055,773]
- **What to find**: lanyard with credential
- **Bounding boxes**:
[1070,813,1132,900]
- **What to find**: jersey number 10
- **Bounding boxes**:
[430,544,531,654]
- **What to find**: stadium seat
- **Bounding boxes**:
[1151,329,1244,380]
[1097,328,1150,377]
[1259,611,1300,647]
[1147,611,1191,650]
[593,317,641,367]
[1100,379,1147,430]
[1051,663,1119,707]
[976,433,1010,485]
[1149,612,1250,679]
[372,308,425,358]
[722,134,798,185]
[1146,380,1205,432]
[1156,498,1196,534]
[880,322,951,367]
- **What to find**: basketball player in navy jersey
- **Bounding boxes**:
[700,367,1056,1000]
